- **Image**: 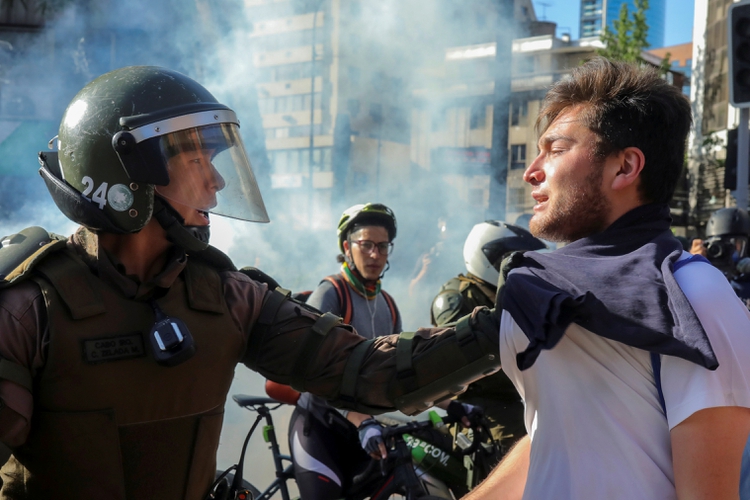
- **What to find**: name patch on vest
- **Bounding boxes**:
[82,334,146,364]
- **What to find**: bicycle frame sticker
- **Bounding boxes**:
[403,432,466,485]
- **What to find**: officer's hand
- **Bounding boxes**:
[447,400,483,428]
[357,418,387,460]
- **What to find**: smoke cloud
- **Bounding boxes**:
[0,0,519,487]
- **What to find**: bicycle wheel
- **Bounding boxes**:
[213,470,262,498]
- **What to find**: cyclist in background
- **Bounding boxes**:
[289,203,401,500]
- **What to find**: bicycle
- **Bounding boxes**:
[206,394,501,500]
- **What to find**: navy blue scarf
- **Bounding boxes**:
[503,203,718,371]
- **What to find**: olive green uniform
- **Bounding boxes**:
[431,273,526,449]
[0,228,501,499]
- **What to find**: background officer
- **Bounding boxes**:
[702,207,750,307]
[430,220,546,456]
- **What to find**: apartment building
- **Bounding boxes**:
[245,0,416,228]
[411,29,601,223]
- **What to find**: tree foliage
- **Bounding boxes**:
[596,0,670,71]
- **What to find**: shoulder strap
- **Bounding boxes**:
[381,290,399,330]
[323,274,353,324]
[650,352,667,417]
[649,253,708,416]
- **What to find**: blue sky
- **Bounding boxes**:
[532,0,694,47]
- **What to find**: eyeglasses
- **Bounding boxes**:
[352,239,394,255]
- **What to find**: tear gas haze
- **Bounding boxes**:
[0,0,520,486]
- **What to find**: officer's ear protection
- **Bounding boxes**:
[148,299,196,367]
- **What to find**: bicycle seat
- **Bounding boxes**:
[232,394,280,408]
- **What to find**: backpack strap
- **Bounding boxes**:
[381,290,399,331]
[322,274,353,324]
[649,254,710,417]
[651,352,667,417]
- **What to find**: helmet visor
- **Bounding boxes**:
[153,123,269,223]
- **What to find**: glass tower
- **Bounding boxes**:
[580,0,666,49]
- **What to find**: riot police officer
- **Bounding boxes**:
[703,207,750,306]
[430,220,546,453]
[0,66,502,499]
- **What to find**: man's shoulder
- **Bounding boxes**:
[673,254,735,300]
[314,275,340,294]
[0,279,44,320]
[0,226,69,287]
[306,276,341,312]
[189,245,237,272]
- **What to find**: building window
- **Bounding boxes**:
[257,93,321,116]
[257,62,324,84]
[510,99,528,127]
[258,98,274,114]
[510,144,526,170]
[312,147,332,172]
[470,104,487,129]
[275,128,290,139]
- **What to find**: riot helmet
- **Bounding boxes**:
[464,220,547,285]
[704,208,750,264]
[40,66,269,251]
[337,203,397,253]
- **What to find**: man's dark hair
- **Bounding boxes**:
[536,57,692,204]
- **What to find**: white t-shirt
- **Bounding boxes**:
[499,252,750,500]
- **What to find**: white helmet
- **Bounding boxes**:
[463,220,547,285]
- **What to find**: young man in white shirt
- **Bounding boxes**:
[466,58,750,500]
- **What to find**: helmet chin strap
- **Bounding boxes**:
[152,197,210,252]
[379,261,390,280]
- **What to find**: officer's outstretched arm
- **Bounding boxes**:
[334,306,501,416]
[243,285,500,416]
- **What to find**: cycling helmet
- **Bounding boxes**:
[337,203,397,253]
[40,65,269,251]
[464,220,547,285]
